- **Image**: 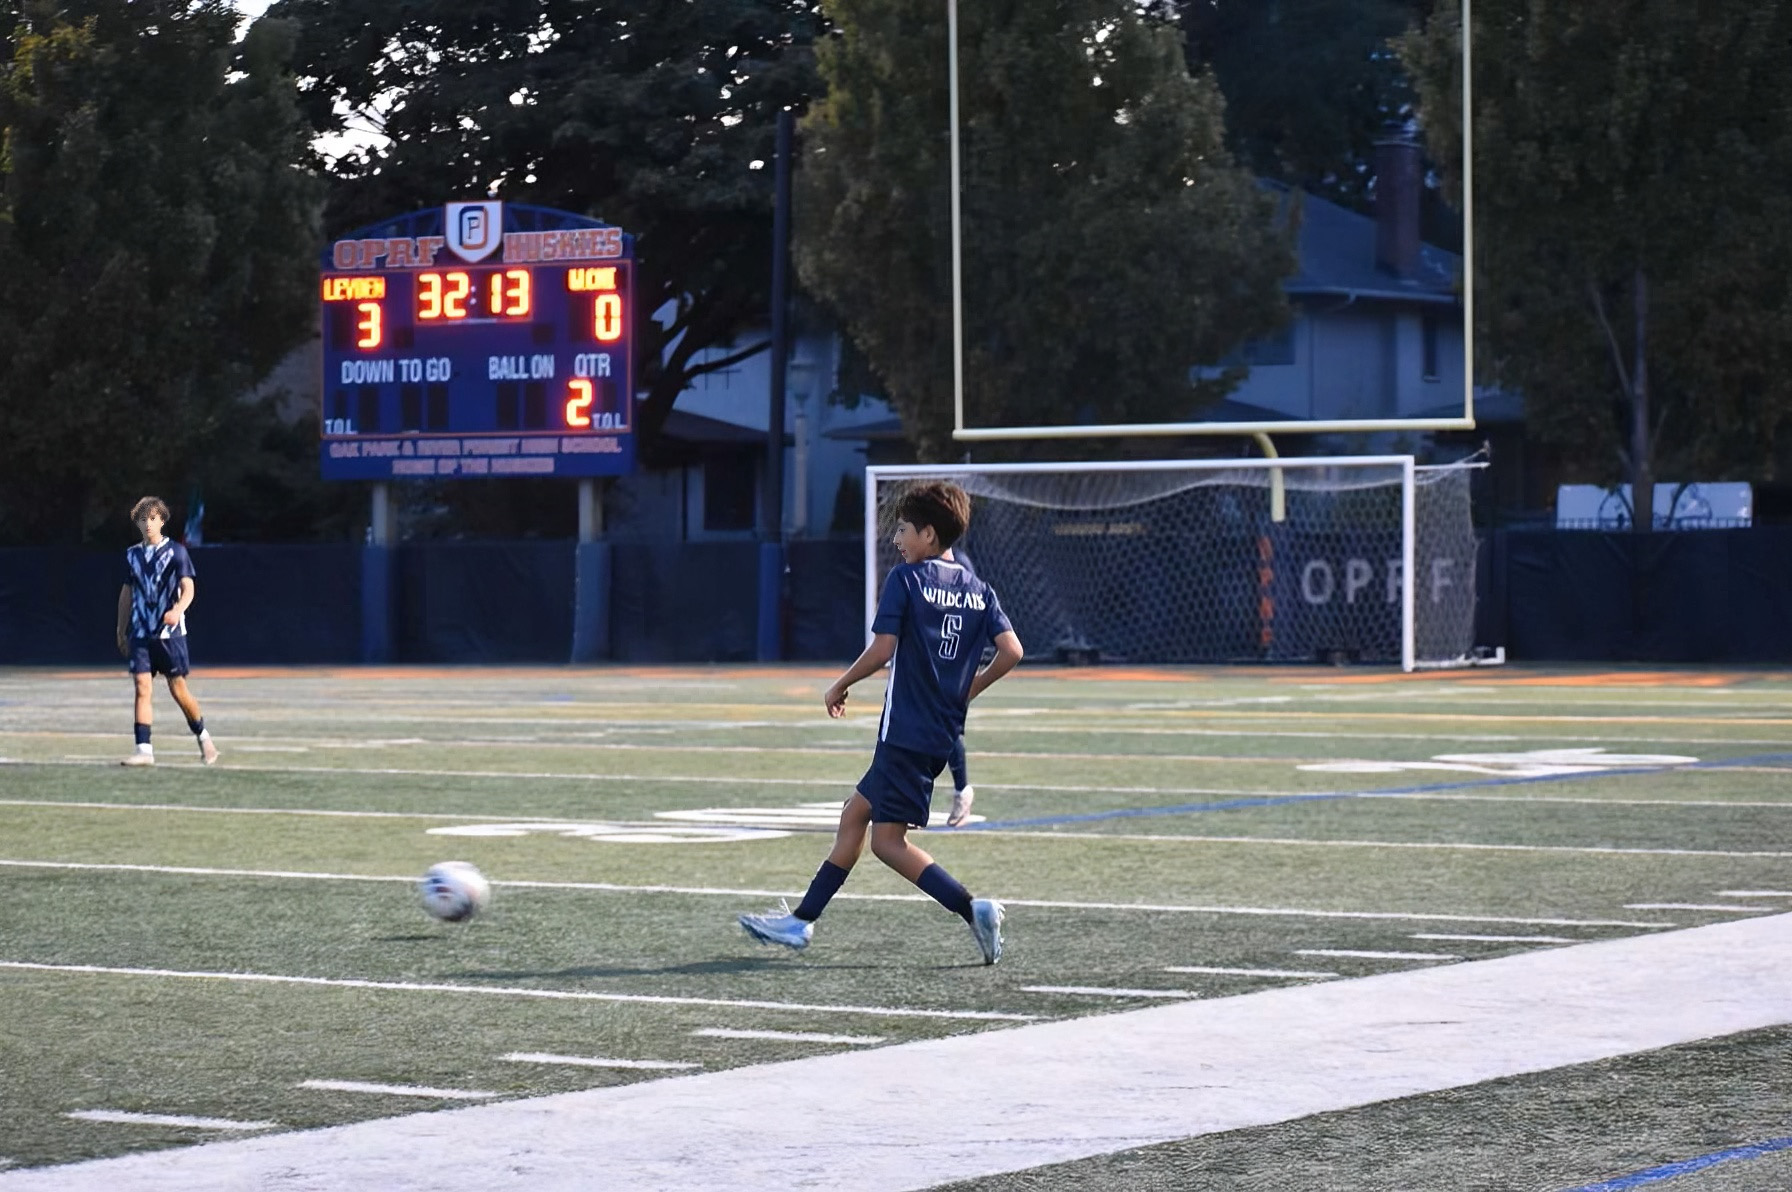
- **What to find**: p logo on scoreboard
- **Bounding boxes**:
[444,201,503,263]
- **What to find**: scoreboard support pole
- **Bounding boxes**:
[757,108,797,664]
[571,479,612,663]
[361,482,396,664]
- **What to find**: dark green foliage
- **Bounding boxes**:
[269,0,825,458]
[0,1,321,543]
[1402,1,1792,517]
[795,0,1293,457]
[1180,0,1429,209]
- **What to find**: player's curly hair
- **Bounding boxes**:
[130,496,170,524]
[896,481,971,550]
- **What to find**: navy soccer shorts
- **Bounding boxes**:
[128,635,191,678]
[857,741,947,829]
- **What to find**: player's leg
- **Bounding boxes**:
[165,664,218,765]
[123,664,155,766]
[738,793,870,950]
[947,734,975,827]
[870,822,1004,964]
[796,793,871,918]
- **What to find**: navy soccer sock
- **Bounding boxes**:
[187,717,205,737]
[793,860,851,922]
[916,863,974,924]
[948,737,968,790]
[134,723,152,747]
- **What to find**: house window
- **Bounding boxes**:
[1422,312,1441,381]
[703,454,758,532]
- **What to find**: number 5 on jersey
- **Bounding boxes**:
[939,613,963,660]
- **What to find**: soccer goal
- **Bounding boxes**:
[865,457,1488,672]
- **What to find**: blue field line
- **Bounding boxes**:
[957,751,1792,832]
[1561,1134,1792,1190]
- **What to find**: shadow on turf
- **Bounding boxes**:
[445,957,883,981]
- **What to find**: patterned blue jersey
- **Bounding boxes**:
[872,556,1013,756]
[125,540,196,640]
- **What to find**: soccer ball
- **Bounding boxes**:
[419,861,492,922]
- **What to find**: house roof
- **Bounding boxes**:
[659,407,793,447]
[823,415,907,442]
[822,397,1304,443]
[1414,387,1526,425]
[1272,182,1460,307]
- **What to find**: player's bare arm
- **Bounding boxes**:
[163,576,195,627]
[115,585,131,655]
[967,630,1024,703]
[823,633,897,717]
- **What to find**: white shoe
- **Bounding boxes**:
[969,898,1004,965]
[120,752,155,767]
[738,901,814,950]
[200,738,220,766]
[947,785,975,828]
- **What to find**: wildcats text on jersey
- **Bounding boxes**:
[921,586,986,610]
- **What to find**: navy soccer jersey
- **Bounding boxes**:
[125,540,196,640]
[872,556,1013,756]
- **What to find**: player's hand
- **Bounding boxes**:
[162,610,180,627]
[116,631,129,658]
[823,684,848,718]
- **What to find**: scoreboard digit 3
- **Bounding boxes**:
[319,201,635,480]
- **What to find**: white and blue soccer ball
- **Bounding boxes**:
[419,861,492,922]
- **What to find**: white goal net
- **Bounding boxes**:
[866,457,1483,671]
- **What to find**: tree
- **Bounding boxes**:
[795,0,1292,458]
[0,0,320,544]
[269,0,824,459]
[1178,0,1428,210]
[1402,1,1792,524]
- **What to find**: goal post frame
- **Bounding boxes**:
[867,455,1434,671]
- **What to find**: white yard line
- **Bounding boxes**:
[500,1054,700,1071]
[962,830,1792,860]
[1624,903,1772,913]
[6,914,1790,1192]
[1164,966,1338,979]
[0,859,1678,929]
[691,1028,884,1046]
[0,962,1032,1023]
[1295,949,1460,962]
[1718,890,1792,898]
[1022,986,1199,1000]
[64,1110,275,1131]
[1410,933,1576,944]
[298,1081,496,1101]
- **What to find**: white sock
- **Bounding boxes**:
[136,743,153,756]
[197,729,212,743]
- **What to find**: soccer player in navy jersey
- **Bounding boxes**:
[738,482,1023,963]
[941,543,979,827]
[115,496,218,767]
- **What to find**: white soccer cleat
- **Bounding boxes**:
[969,898,1004,966]
[120,752,154,767]
[200,738,220,766]
[947,784,976,828]
[738,901,814,951]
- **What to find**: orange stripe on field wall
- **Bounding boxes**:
[1273,670,1764,688]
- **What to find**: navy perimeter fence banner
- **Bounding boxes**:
[7,529,1792,666]
[1496,527,1792,662]
[393,541,575,663]
[0,545,362,666]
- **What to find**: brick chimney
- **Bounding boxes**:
[1374,128,1422,279]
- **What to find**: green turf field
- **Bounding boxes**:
[3,664,1792,1188]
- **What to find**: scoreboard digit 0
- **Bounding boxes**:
[319,201,636,480]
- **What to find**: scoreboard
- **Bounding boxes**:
[319,201,635,480]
